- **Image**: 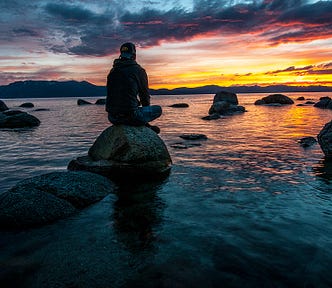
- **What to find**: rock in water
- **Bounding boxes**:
[0,100,9,112]
[169,103,189,108]
[68,125,172,180]
[0,171,115,229]
[318,120,332,158]
[314,97,331,109]
[95,99,106,105]
[0,188,77,229]
[205,91,245,118]
[255,94,294,105]
[213,91,238,105]
[19,102,34,108]
[77,99,92,105]
[0,110,40,128]
[299,136,317,147]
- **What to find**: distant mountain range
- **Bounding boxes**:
[0,80,331,99]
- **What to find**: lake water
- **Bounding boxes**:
[1,92,332,287]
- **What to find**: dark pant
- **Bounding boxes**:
[108,105,162,126]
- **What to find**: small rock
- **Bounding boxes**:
[95,99,106,105]
[170,143,189,149]
[0,110,40,128]
[0,100,9,112]
[19,102,34,108]
[179,133,207,140]
[297,96,305,100]
[169,103,189,108]
[77,99,93,105]
[34,108,50,111]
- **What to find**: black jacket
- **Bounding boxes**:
[106,58,150,114]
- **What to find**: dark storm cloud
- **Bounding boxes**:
[64,0,332,56]
[45,3,95,22]
[1,0,331,56]
[12,28,41,37]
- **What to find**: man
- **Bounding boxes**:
[106,42,162,133]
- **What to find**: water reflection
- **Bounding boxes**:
[112,180,166,254]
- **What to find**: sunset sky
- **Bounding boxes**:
[0,0,331,89]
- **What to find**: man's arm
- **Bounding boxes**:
[138,68,150,106]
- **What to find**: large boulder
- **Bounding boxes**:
[318,120,332,158]
[68,125,172,179]
[208,101,230,115]
[255,94,294,105]
[0,171,115,229]
[0,100,9,112]
[0,110,40,128]
[205,91,245,118]
[213,91,238,105]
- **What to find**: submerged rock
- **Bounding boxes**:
[77,99,93,105]
[255,94,294,105]
[0,100,9,112]
[0,171,115,229]
[202,113,221,120]
[179,133,207,140]
[318,120,332,158]
[68,125,172,180]
[19,102,34,108]
[0,110,40,128]
[170,142,202,149]
[298,136,317,147]
[34,108,50,111]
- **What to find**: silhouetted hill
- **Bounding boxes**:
[0,80,106,98]
[0,80,331,99]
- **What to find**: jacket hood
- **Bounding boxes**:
[113,58,138,68]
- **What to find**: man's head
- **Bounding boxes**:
[120,42,136,60]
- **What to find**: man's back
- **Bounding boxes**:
[106,58,150,114]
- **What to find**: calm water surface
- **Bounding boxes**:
[1,92,332,287]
